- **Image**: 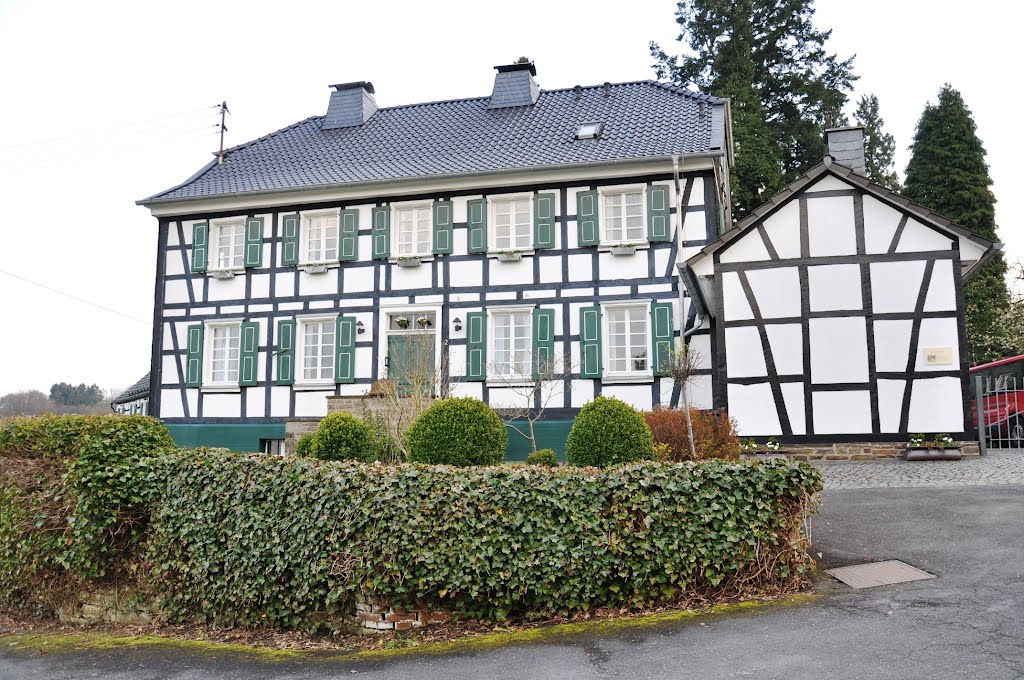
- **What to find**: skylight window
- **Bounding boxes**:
[576,122,602,140]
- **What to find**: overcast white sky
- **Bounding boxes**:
[0,0,1020,396]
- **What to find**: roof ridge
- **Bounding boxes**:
[362,79,721,114]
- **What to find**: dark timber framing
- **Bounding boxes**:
[152,170,717,426]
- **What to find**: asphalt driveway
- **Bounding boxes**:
[3,472,1022,678]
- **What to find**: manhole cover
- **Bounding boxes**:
[826,560,935,589]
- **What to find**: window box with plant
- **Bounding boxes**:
[905,433,962,461]
[739,437,786,458]
[609,243,638,256]
[396,256,422,268]
[496,250,525,262]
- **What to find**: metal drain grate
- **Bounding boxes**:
[826,560,936,589]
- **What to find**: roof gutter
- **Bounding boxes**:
[137,150,728,209]
[962,242,1004,281]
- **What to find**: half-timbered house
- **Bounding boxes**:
[680,127,999,450]
[137,62,733,454]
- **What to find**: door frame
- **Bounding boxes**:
[376,302,444,385]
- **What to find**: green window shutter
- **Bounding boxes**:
[533,193,556,249]
[281,214,300,266]
[465,310,487,381]
[650,302,674,377]
[244,218,264,267]
[239,321,260,386]
[371,206,390,260]
[190,222,208,273]
[339,209,359,262]
[467,198,488,254]
[647,185,671,242]
[185,324,204,387]
[335,316,357,384]
[579,306,602,379]
[576,190,599,246]
[433,200,454,255]
[532,308,555,379]
[275,319,296,385]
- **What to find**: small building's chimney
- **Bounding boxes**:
[824,126,866,175]
[488,62,540,109]
[323,82,378,129]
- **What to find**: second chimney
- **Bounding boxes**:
[323,82,378,129]
[824,126,866,175]
[488,62,540,109]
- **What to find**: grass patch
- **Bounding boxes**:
[1,594,819,664]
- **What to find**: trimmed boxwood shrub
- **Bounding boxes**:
[526,448,558,467]
[306,413,373,462]
[294,433,315,458]
[566,396,654,467]
[406,397,507,466]
[146,452,822,628]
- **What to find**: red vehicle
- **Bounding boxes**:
[970,354,1024,444]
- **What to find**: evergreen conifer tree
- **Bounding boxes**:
[853,93,900,191]
[904,85,1009,363]
[651,0,856,217]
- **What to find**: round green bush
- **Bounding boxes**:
[294,433,315,458]
[526,448,558,467]
[565,396,654,467]
[308,413,373,462]
[406,397,507,466]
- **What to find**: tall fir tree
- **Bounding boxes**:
[651,0,856,217]
[903,85,1009,364]
[853,93,900,191]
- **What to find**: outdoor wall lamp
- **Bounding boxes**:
[453,317,463,332]
[356,320,365,334]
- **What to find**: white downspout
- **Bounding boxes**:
[674,154,701,458]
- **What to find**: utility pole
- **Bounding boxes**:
[217,101,230,165]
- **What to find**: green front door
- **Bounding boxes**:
[387,333,435,396]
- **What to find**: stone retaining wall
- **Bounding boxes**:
[57,587,153,626]
[781,441,980,461]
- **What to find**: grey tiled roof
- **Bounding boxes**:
[111,373,150,405]
[143,81,725,203]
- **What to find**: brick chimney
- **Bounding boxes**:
[488,62,540,109]
[824,126,866,175]
[323,82,378,129]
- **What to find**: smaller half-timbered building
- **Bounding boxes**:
[681,128,999,446]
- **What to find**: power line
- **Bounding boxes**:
[0,127,221,171]
[0,104,222,151]
[0,267,150,324]
[0,122,222,166]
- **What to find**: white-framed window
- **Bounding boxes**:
[603,303,651,378]
[204,321,241,386]
[490,308,532,379]
[601,186,646,245]
[394,203,432,257]
[210,219,245,270]
[298,317,336,383]
[490,195,532,251]
[301,210,339,264]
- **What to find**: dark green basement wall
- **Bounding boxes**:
[165,423,287,452]
[164,421,575,460]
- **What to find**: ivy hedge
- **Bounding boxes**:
[146,451,822,629]
[2,415,823,631]
[0,415,175,616]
